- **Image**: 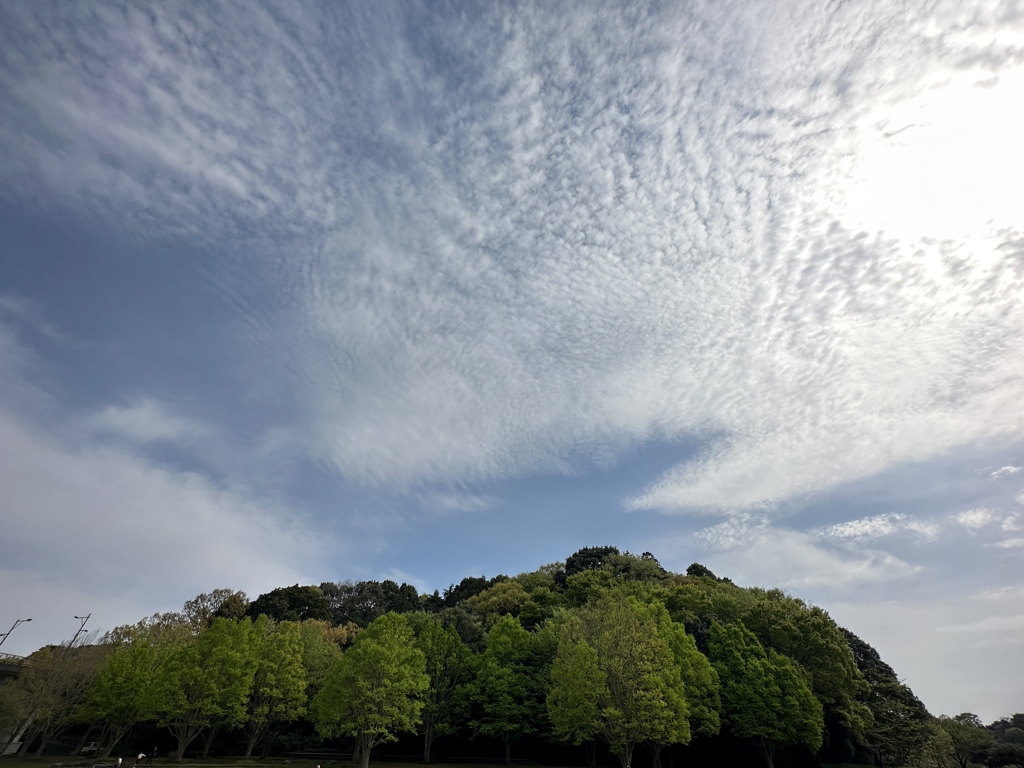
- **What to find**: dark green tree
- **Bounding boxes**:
[248,585,331,623]
[938,713,997,768]
[842,628,929,766]
[411,615,473,763]
[708,622,822,768]
[471,615,545,765]
[564,546,621,578]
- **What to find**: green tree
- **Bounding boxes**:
[471,615,546,765]
[466,581,531,629]
[181,589,249,632]
[412,616,472,763]
[564,546,621,578]
[248,585,331,623]
[80,630,163,757]
[244,618,307,758]
[650,604,721,738]
[549,597,690,768]
[547,634,607,768]
[843,628,930,766]
[938,713,996,768]
[297,620,347,702]
[310,613,427,768]
[4,639,107,758]
[150,618,258,760]
[708,622,823,768]
[742,592,871,753]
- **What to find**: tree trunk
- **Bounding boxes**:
[245,721,266,760]
[200,726,219,758]
[648,742,663,768]
[17,723,42,757]
[422,721,434,763]
[752,737,775,768]
[503,736,512,766]
[617,741,635,768]
[584,741,597,768]
[358,734,374,768]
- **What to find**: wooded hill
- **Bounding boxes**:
[2,547,1021,768]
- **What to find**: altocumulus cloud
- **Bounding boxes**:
[0,1,1022,512]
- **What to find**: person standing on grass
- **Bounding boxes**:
[147,748,156,764]
[134,752,145,767]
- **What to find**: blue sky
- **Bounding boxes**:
[1,0,1023,722]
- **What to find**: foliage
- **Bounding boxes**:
[471,615,546,765]
[549,596,690,768]
[149,617,258,759]
[310,613,428,768]
[938,713,997,768]
[79,629,162,756]
[248,585,331,623]
[466,581,532,629]
[2,638,107,757]
[842,627,929,766]
[411,615,473,762]
[741,591,871,753]
[244,618,307,758]
[708,621,823,768]
[182,589,250,631]
[320,580,421,627]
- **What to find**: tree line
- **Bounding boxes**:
[1,547,1021,768]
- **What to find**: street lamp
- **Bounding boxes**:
[0,618,32,648]
[69,614,91,648]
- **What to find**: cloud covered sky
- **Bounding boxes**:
[1,0,1022,721]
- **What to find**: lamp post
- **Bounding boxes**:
[0,618,31,648]
[69,614,91,649]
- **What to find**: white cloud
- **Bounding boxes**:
[994,537,1024,549]
[0,328,326,654]
[419,492,494,516]
[693,518,918,591]
[956,507,998,531]
[990,466,1022,480]
[86,399,203,444]
[814,512,941,542]
[1,2,1023,516]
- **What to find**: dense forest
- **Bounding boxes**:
[1,547,1021,768]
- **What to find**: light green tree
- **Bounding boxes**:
[297,620,348,702]
[244,618,307,758]
[649,602,720,767]
[310,613,428,768]
[80,630,163,757]
[548,597,690,768]
[547,635,606,768]
[708,622,823,768]
[150,617,258,760]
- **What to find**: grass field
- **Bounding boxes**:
[0,759,885,768]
